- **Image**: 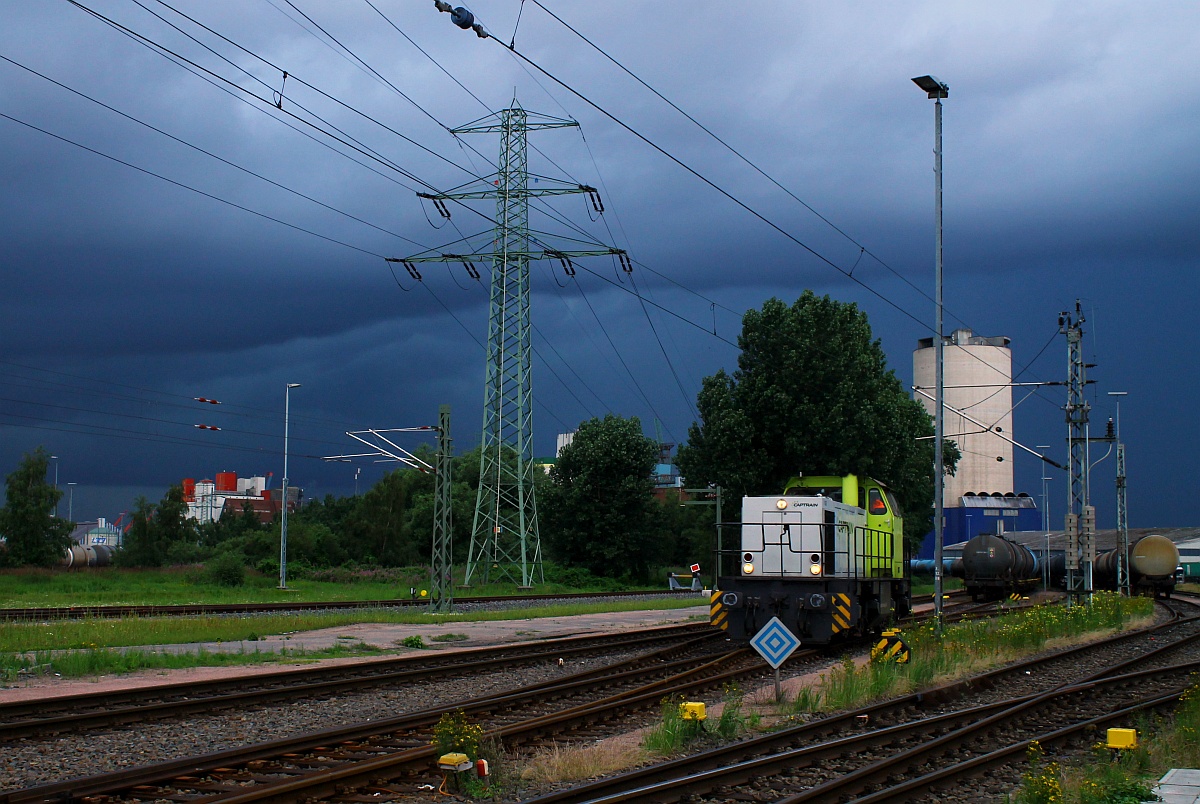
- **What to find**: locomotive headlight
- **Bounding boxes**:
[809,564,822,575]
[742,562,755,575]
[776,498,788,510]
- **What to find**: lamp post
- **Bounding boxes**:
[50,456,59,517]
[280,383,301,590]
[66,482,77,524]
[913,73,949,625]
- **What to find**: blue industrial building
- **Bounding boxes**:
[916,492,1042,559]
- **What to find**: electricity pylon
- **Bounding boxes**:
[392,101,626,588]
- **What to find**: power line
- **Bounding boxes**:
[526,0,941,313]
[0,111,388,258]
[0,53,428,249]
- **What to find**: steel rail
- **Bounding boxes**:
[0,624,715,738]
[0,589,687,620]
[518,600,1199,802]
[795,661,1198,804]
[1,642,788,804]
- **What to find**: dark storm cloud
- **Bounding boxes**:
[1,1,1197,527]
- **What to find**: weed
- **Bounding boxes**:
[432,709,484,758]
[715,683,756,739]
[788,686,823,714]
[1014,741,1063,804]
[642,695,707,754]
[784,593,1152,715]
[520,739,641,784]
[399,635,425,649]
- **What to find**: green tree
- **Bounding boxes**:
[0,448,72,567]
[116,485,199,567]
[541,414,661,580]
[117,496,162,568]
[341,469,423,565]
[677,292,957,539]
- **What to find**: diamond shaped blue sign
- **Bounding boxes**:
[749,616,801,669]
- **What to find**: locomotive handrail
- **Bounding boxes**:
[738,521,897,579]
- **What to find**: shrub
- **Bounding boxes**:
[203,553,246,587]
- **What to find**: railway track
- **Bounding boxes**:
[0,589,684,621]
[0,624,716,740]
[3,593,1177,802]
[519,596,1200,803]
[1,633,826,803]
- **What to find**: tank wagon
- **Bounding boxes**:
[947,532,1177,600]
[1094,534,1180,597]
[711,474,909,645]
[960,533,1061,601]
[61,544,114,568]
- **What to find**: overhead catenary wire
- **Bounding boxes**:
[2,2,721,465]
[447,8,1065,401]
[0,112,389,259]
[140,0,743,378]
[0,53,428,249]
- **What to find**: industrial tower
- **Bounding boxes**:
[394,102,626,587]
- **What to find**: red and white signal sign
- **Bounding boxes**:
[690,563,701,573]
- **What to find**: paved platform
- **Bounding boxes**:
[1155,769,1200,803]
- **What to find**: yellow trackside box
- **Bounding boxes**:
[1106,728,1137,750]
[438,752,473,772]
[679,702,707,721]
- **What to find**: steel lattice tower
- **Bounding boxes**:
[1061,302,1094,601]
[429,404,454,612]
[393,102,626,588]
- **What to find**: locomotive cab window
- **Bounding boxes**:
[867,489,888,515]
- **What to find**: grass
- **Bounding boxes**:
[0,597,704,653]
[0,566,662,608]
[785,592,1154,716]
[520,739,642,785]
[4,640,385,681]
[0,596,704,681]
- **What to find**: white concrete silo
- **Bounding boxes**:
[913,329,1013,500]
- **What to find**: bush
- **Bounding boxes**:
[164,540,211,566]
[204,553,246,587]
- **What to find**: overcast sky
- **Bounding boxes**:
[2,1,1196,529]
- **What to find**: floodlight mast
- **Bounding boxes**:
[912,74,948,628]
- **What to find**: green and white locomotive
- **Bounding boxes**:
[711,474,910,645]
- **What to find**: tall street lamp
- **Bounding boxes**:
[280,383,301,590]
[66,482,77,524]
[1037,445,1052,589]
[913,73,949,625]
